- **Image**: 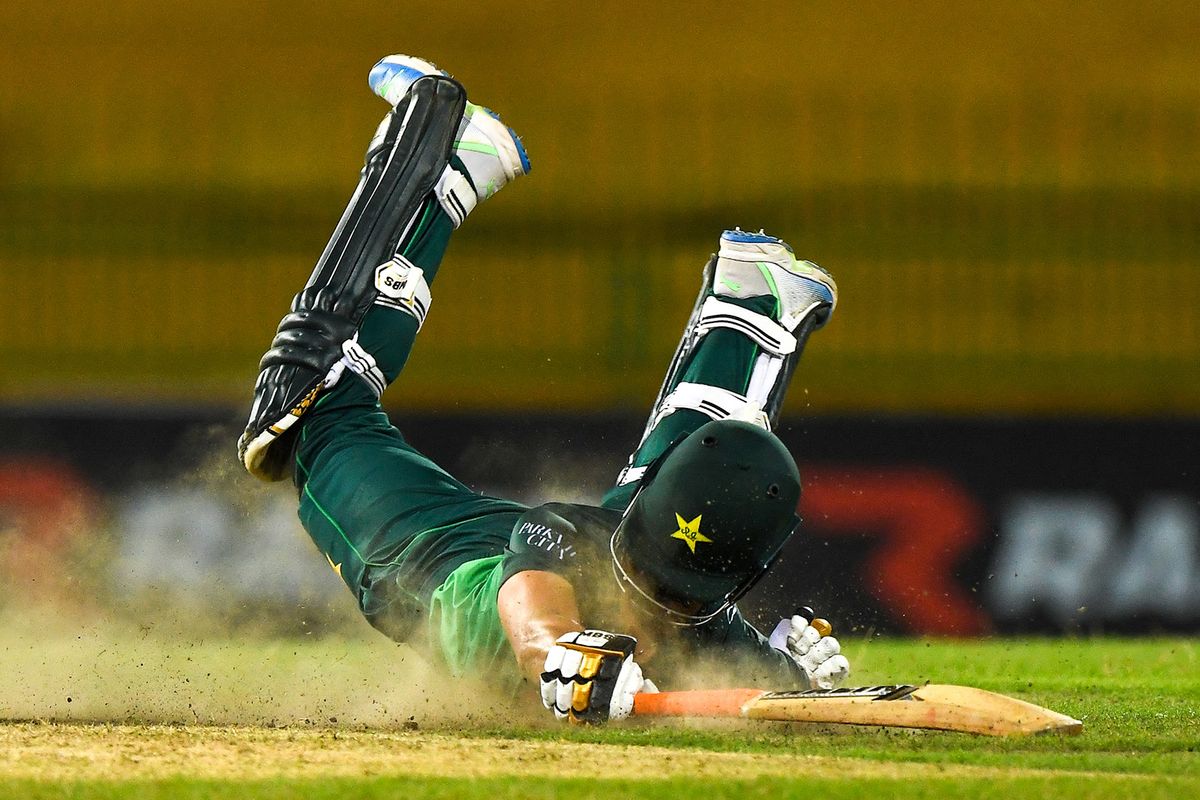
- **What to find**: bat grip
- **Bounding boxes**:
[632,688,766,718]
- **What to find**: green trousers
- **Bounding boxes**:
[292,198,774,676]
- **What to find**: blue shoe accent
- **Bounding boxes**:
[801,278,836,305]
[509,126,532,174]
[721,229,791,250]
[368,56,448,103]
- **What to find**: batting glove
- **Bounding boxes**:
[540,630,656,723]
[769,611,851,689]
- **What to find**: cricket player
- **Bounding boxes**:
[238,55,850,723]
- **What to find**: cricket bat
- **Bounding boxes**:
[632,684,1082,737]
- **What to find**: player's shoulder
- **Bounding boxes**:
[536,501,623,530]
[501,502,617,585]
[512,502,620,545]
[507,502,620,561]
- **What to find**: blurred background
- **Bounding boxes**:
[1,1,1197,651]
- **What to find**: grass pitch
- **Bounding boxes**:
[1,622,1195,799]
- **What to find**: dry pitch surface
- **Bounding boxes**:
[1,618,1196,798]
[0,720,1178,785]
[0,722,1097,782]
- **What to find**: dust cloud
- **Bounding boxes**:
[0,422,534,730]
[0,606,530,728]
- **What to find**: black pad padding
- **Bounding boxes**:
[239,76,466,481]
[298,75,465,326]
[261,310,358,374]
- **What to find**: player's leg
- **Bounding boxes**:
[238,58,530,640]
[603,229,836,509]
[337,56,533,402]
[295,395,527,642]
[239,59,529,479]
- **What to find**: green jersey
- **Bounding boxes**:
[427,501,805,688]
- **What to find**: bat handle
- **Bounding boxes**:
[633,688,766,718]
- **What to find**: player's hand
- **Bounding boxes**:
[540,630,656,723]
[769,609,851,689]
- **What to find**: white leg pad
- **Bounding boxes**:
[745,352,783,408]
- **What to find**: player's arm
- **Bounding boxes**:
[706,606,849,690]
[497,569,582,684]
[498,505,653,722]
[497,571,651,722]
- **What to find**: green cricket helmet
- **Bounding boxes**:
[610,419,802,626]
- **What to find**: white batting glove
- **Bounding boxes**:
[769,611,851,689]
[540,630,656,723]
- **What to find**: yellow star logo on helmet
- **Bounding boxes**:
[670,513,712,554]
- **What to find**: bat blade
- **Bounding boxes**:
[633,684,1082,737]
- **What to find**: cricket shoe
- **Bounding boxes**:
[713,229,837,331]
[369,54,531,226]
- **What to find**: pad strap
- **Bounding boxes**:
[434,165,478,228]
[696,297,796,356]
[655,382,766,424]
[617,383,770,486]
[324,334,388,398]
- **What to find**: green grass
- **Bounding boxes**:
[3,775,1196,800]
[1,634,1196,798]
